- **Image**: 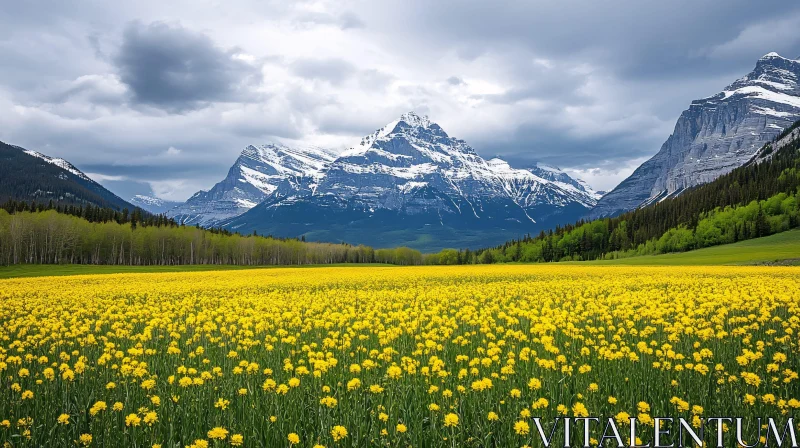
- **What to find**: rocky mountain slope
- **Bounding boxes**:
[0,141,136,211]
[219,112,598,250]
[588,52,800,219]
[167,144,336,226]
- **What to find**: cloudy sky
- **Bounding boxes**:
[2,0,799,200]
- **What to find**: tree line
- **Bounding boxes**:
[427,120,800,264]
[0,208,423,266]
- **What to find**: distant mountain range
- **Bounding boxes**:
[167,112,599,250]
[0,141,135,211]
[5,52,800,251]
[167,144,336,226]
[588,52,800,219]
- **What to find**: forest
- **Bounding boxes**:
[0,208,423,266]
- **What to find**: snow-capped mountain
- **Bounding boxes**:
[588,52,800,219]
[129,195,182,214]
[167,144,336,226]
[309,112,597,219]
[220,112,598,250]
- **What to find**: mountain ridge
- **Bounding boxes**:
[0,141,136,211]
[587,52,800,219]
[217,112,598,250]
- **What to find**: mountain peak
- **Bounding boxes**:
[588,50,800,220]
[398,111,431,128]
[753,52,800,70]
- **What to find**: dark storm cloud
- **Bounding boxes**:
[114,21,262,111]
[373,0,798,81]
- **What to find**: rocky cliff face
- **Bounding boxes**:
[588,52,800,219]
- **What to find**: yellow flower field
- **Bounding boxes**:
[0,266,798,447]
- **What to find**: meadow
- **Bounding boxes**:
[0,265,798,447]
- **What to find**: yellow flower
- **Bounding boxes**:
[288,433,300,445]
[443,413,459,427]
[113,402,124,412]
[514,420,530,435]
[79,433,92,446]
[230,434,243,446]
[125,414,141,427]
[89,401,107,416]
[396,423,407,433]
[572,402,589,418]
[208,427,229,440]
[320,396,338,408]
[57,414,70,425]
[214,398,230,410]
[143,412,158,426]
[487,412,499,421]
[387,365,402,379]
[21,390,33,400]
[331,425,348,441]
[347,378,361,391]
[106,382,116,389]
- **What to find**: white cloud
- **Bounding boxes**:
[85,172,128,182]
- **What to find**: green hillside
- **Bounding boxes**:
[583,228,800,266]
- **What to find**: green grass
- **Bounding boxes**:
[581,228,800,266]
[0,263,394,279]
